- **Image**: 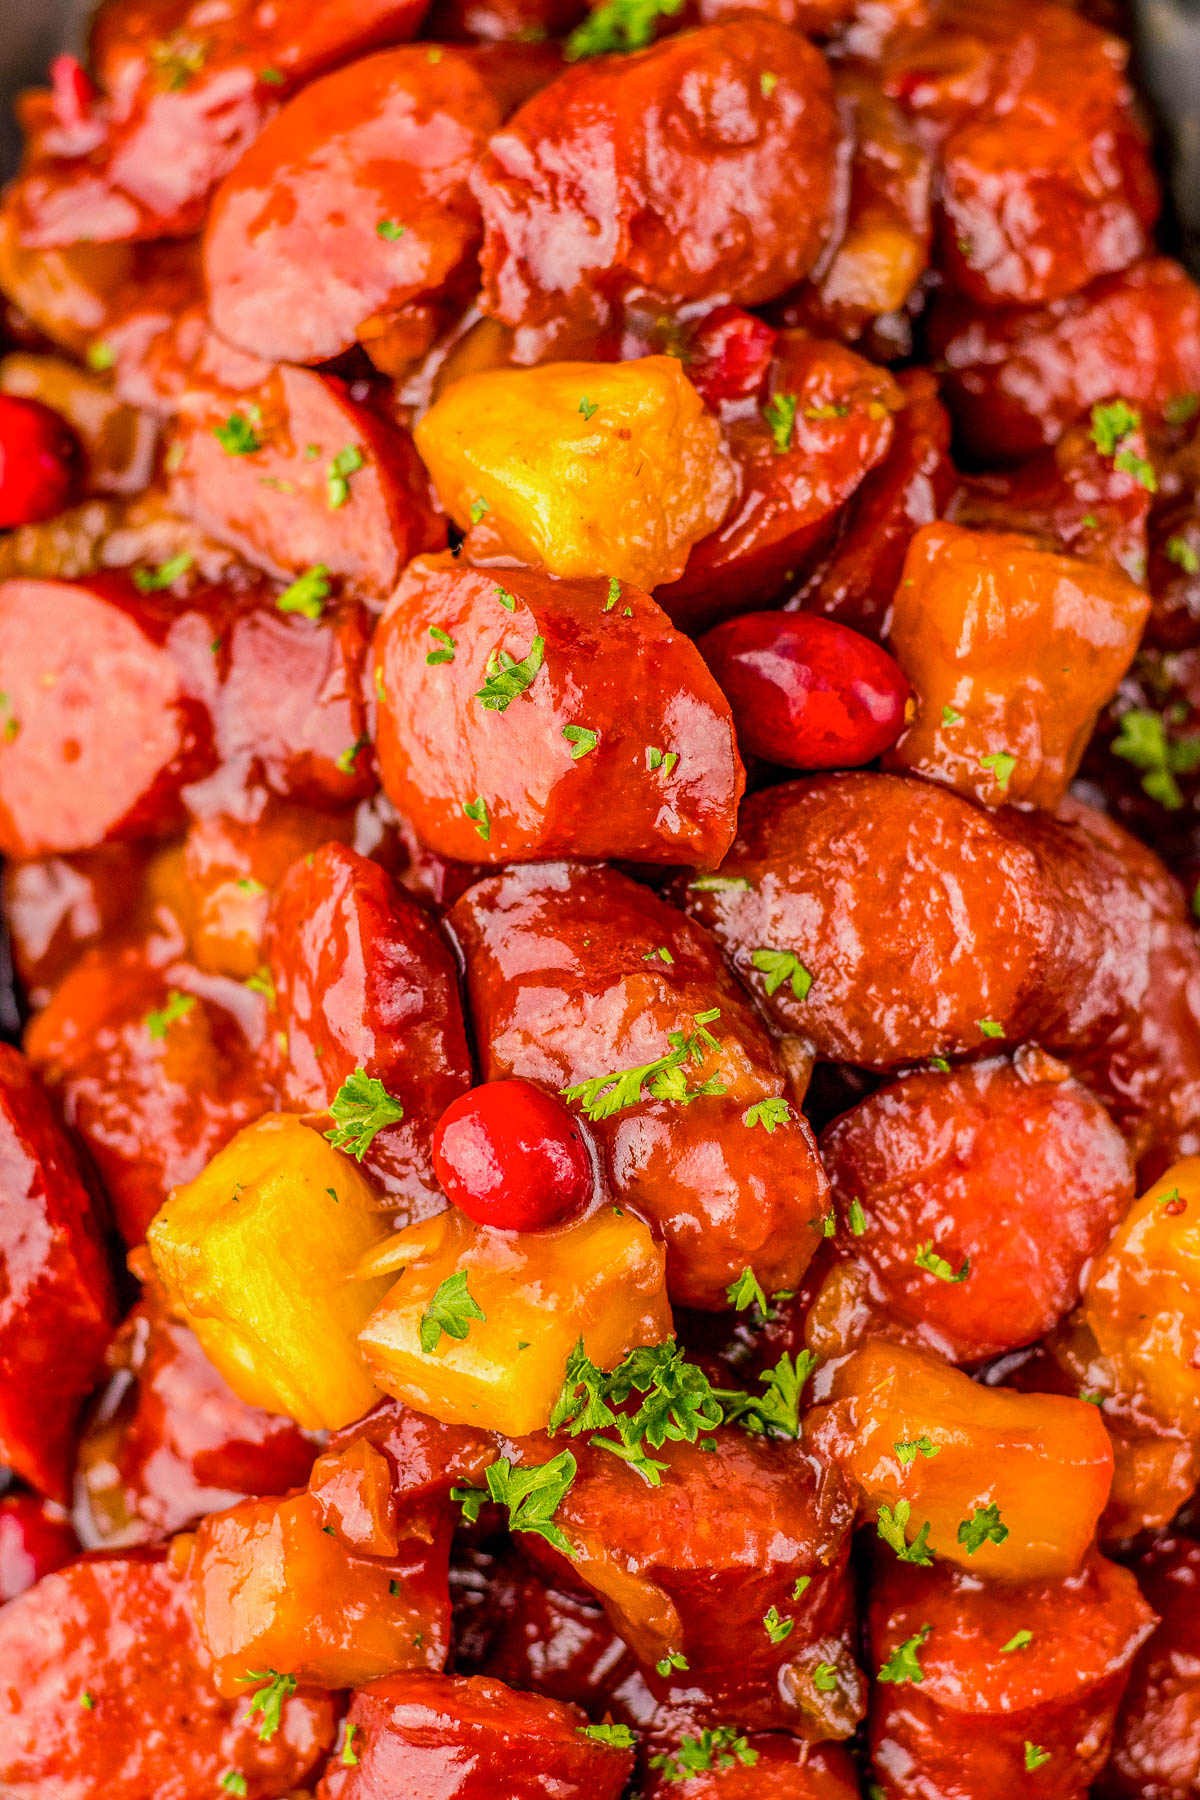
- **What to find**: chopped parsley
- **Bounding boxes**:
[727,1266,770,1314]
[335,734,369,775]
[751,947,812,1001]
[646,745,679,776]
[978,1018,1004,1037]
[426,625,456,665]
[1112,706,1200,810]
[86,340,116,372]
[649,1728,758,1783]
[713,1351,816,1440]
[578,396,599,421]
[151,33,209,90]
[451,1451,577,1554]
[327,445,364,509]
[220,1777,247,1797]
[895,1436,939,1466]
[475,636,545,711]
[876,1500,933,1565]
[325,1067,404,1159]
[643,946,674,963]
[563,724,598,759]
[213,411,261,456]
[578,1721,636,1747]
[560,1011,726,1120]
[813,1660,838,1691]
[564,0,684,59]
[276,564,331,619]
[957,1502,1008,1554]
[848,1198,867,1236]
[763,392,798,453]
[1090,400,1157,491]
[244,967,275,1004]
[979,750,1016,792]
[377,219,406,241]
[1025,1743,1051,1772]
[793,1575,811,1600]
[913,1241,970,1284]
[1167,535,1200,575]
[133,550,193,592]
[763,1606,794,1644]
[688,874,750,892]
[259,66,284,84]
[942,705,961,726]
[145,990,195,1040]
[494,585,516,611]
[1001,1629,1033,1653]
[1166,392,1199,427]
[79,1691,95,1711]
[341,1724,360,1766]
[877,1625,931,1685]
[760,69,778,96]
[550,1339,723,1484]
[604,577,621,612]
[743,1096,793,1132]
[469,497,489,525]
[462,795,491,840]
[656,1650,689,1676]
[418,1270,486,1354]
[237,1669,296,1741]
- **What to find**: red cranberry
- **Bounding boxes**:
[0,1496,78,1601]
[49,55,96,131]
[433,1079,593,1232]
[0,395,82,529]
[698,610,911,770]
[683,306,778,410]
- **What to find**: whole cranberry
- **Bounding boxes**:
[0,1496,78,1602]
[698,610,911,769]
[433,1079,593,1232]
[0,395,82,529]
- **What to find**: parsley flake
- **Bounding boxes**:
[813,1660,838,1691]
[80,1691,95,1711]
[1091,400,1141,457]
[978,1018,1004,1038]
[979,750,1016,791]
[462,795,491,839]
[650,1728,758,1783]
[578,396,598,420]
[688,874,750,892]
[727,1266,770,1314]
[494,585,516,611]
[604,577,621,612]
[244,967,275,1004]
[419,1270,486,1354]
[714,1351,816,1440]
[259,66,284,84]
[426,625,456,665]
[377,219,406,241]
[214,411,261,455]
[742,1095,792,1132]
[578,1721,636,1747]
[151,33,209,89]
[133,551,194,592]
[276,564,331,619]
[793,1575,811,1600]
[761,69,778,95]
[1001,1629,1033,1653]
[942,705,961,726]
[914,1241,969,1284]
[656,1651,689,1676]
[751,947,812,1001]
[469,497,489,525]
[1112,706,1200,810]
[86,340,116,372]
[877,1625,931,1685]
[763,1605,794,1644]
[327,445,363,509]
[341,1724,360,1766]
[237,1670,297,1741]
[895,1435,939,1466]
[876,1500,933,1565]
[220,1776,247,1797]
[335,733,369,775]
[1025,1743,1051,1772]
[325,1067,404,1159]
[451,1451,577,1554]
[145,990,195,1040]
[564,0,684,59]
[1166,392,1199,427]
[475,636,544,711]
[646,745,679,776]
[1167,536,1200,575]
[848,1198,867,1236]
[763,391,798,453]
[560,1013,726,1120]
[550,1339,723,1484]
[957,1502,1008,1554]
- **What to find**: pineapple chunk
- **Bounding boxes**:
[358,1205,672,1436]
[147,1113,394,1430]
[413,355,736,590]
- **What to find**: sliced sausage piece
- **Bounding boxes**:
[474,21,840,331]
[0,1549,336,1799]
[315,1672,634,1799]
[24,937,270,1245]
[1102,1536,1200,1799]
[8,0,434,248]
[265,842,473,1213]
[206,48,503,368]
[867,1549,1156,1800]
[0,1043,117,1499]
[0,574,216,857]
[818,1056,1134,1363]
[447,861,828,1308]
[372,557,743,867]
